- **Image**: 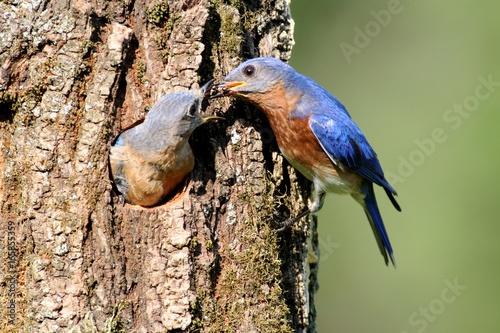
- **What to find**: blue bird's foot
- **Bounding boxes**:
[274,188,325,231]
[274,208,312,232]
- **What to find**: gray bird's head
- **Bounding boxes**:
[144,79,223,140]
[213,57,298,99]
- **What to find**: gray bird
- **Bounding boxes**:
[110,79,223,206]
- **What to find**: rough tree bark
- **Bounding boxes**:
[0,0,318,332]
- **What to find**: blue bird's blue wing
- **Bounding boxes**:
[309,114,387,188]
[309,114,400,211]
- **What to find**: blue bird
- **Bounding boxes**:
[214,57,401,266]
[110,80,223,207]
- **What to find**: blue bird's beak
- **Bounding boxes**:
[211,81,247,98]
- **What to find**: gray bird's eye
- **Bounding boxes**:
[243,65,255,77]
[187,103,197,117]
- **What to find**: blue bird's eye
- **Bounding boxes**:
[243,65,255,77]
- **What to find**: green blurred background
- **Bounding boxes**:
[289,0,500,332]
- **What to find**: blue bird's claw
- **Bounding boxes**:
[274,208,311,232]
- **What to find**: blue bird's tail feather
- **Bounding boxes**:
[359,181,396,267]
[384,187,401,212]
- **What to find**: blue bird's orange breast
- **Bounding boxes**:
[249,82,362,195]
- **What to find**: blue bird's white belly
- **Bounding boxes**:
[282,149,361,196]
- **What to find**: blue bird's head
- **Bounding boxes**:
[214,57,352,121]
[214,57,299,99]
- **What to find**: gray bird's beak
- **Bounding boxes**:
[201,79,216,97]
[200,79,224,121]
[211,81,247,98]
[201,114,225,122]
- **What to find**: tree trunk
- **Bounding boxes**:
[0,0,318,332]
